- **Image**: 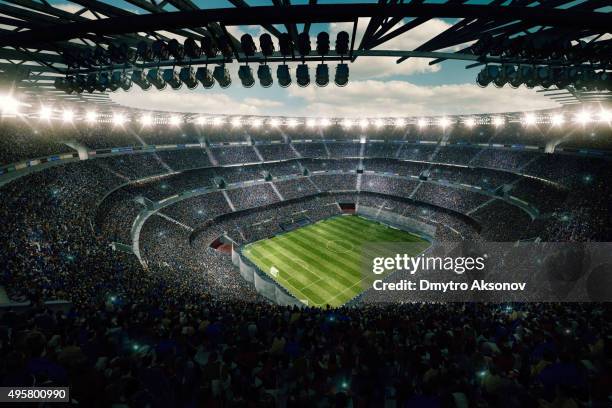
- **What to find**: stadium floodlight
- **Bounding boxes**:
[132,71,152,90]
[279,33,294,57]
[374,119,384,128]
[319,118,331,127]
[201,35,218,58]
[39,106,52,120]
[251,118,262,128]
[195,67,215,89]
[492,116,505,127]
[335,31,349,56]
[259,34,275,57]
[179,67,198,89]
[417,118,427,128]
[212,117,223,127]
[287,118,298,128]
[342,119,353,128]
[551,114,564,126]
[212,66,231,88]
[152,40,169,60]
[306,118,316,128]
[168,39,185,60]
[574,111,591,125]
[317,32,330,56]
[297,32,311,57]
[231,117,242,128]
[196,116,206,126]
[464,117,476,128]
[85,73,98,93]
[111,71,132,91]
[359,119,369,129]
[169,115,181,126]
[113,113,127,126]
[140,114,153,126]
[316,64,329,87]
[184,37,201,59]
[62,109,73,122]
[296,64,310,87]
[269,118,280,127]
[277,65,292,88]
[163,69,182,90]
[257,65,273,88]
[147,69,166,90]
[438,117,451,128]
[335,63,349,87]
[522,113,537,126]
[240,34,257,57]
[136,41,153,62]
[238,65,255,88]
[394,118,406,127]
[85,111,97,123]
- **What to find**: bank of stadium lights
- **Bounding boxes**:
[62,109,74,122]
[169,115,181,127]
[463,117,476,128]
[306,118,317,128]
[251,118,262,128]
[359,119,368,129]
[374,119,384,129]
[342,119,353,129]
[269,118,280,127]
[522,113,537,126]
[0,94,23,115]
[320,118,332,127]
[394,118,406,127]
[287,118,298,128]
[113,113,127,126]
[231,117,242,128]
[438,117,451,128]
[574,111,591,125]
[140,113,153,126]
[492,116,505,127]
[39,106,52,120]
[417,118,428,128]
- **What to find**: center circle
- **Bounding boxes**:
[326,239,354,254]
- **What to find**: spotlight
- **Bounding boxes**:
[111,71,132,91]
[374,119,384,128]
[132,71,151,90]
[287,118,298,128]
[152,40,169,60]
[438,117,451,128]
[212,117,223,127]
[335,31,349,55]
[184,37,201,59]
[598,109,611,123]
[306,118,316,127]
[113,113,127,126]
[257,65,273,87]
[0,95,20,115]
[196,116,206,126]
[279,33,293,57]
[464,117,476,128]
[238,65,255,88]
[277,64,291,87]
[201,35,219,58]
[417,118,427,128]
[195,67,215,88]
[551,114,564,126]
[85,73,98,93]
[251,118,263,128]
[395,118,406,127]
[147,69,166,90]
[319,118,331,127]
[96,73,110,92]
[317,32,330,56]
[86,111,97,122]
[269,118,280,127]
[359,119,368,129]
[163,69,182,89]
[574,111,591,125]
[212,66,231,88]
[231,117,242,128]
[240,34,257,57]
[296,64,310,87]
[136,41,153,62]
[492,116,505,127]
[169,115,181,126]
[62,109,73,122]
[259,33,275,57]
[179,67,198,89]
[108,43,134,63]
[168,39,185,60]
[94,45,111,65]
[297,32,311,57]
[140,114,153,126]
[522,113,537,126]
[316,64,329,87]
[39,106,52,120]
[334,63,349,86]
[342,119,353,128]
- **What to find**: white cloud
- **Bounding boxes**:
[286,80,559,117]
[110,88,267,115]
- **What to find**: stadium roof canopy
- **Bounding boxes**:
[0,0,610,108]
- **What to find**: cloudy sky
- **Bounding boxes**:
[52,0,562,117]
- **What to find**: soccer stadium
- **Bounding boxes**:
[0,1,611,406]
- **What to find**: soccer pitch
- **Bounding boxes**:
[242,215,431,307]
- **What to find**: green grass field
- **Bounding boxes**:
[242,215,430,307]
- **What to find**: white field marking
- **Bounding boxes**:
[325,276,370,305]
